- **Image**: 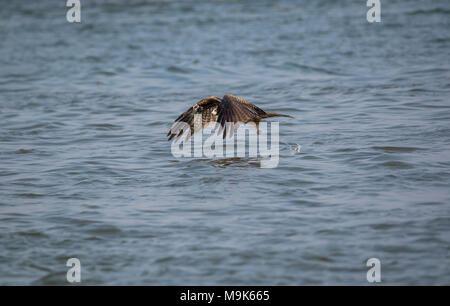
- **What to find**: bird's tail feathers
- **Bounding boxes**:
[265,112,294,119]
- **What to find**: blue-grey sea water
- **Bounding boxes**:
[0,0,449,285]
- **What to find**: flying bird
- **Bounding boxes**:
[167,94,293,141]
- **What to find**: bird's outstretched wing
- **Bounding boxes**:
[217,94,268,138]
[167,96,222,141]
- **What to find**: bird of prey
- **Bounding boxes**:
[167,94,293,141]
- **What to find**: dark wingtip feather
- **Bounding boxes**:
[265,112,294,119]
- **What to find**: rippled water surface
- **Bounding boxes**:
[0,0,449,285]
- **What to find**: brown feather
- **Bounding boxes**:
[167,94,292,141]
